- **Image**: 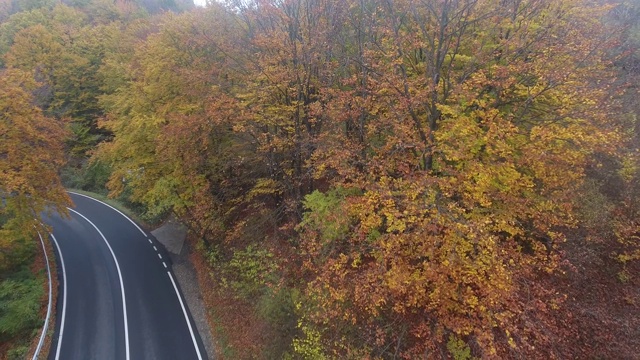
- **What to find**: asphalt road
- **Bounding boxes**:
[45,192,207,360]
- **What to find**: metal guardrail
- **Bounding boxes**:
[33,231,53,360]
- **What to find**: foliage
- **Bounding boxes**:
[223,244,278,299]
[95,7,246,236]
[447,335,476,360]
[257,286,299,357]
[0,8,49,65]
[609,0,640,279]
[6,344,30,360]
[0,236,45,359]
[290,319,325,360]
[299,188,359,244]
[0,68,70,259]
[576,179,615,236]
[293,0,621,357]
[94,0,631,357]
[0,266,43,342]
[2,5,116,158]
[2,0,638,358]
[61,160,112,194]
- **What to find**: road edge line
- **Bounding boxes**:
[67,192,147,237]
[68,208,130,360]
[49,234,67,360]
[167,271,204,360]
[67,191,205,359]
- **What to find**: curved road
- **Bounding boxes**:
[44,192,207,360]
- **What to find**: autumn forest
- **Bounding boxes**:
[0,0,639,358]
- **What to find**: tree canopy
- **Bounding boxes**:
[1,0,638,358]
[0,68,69,270]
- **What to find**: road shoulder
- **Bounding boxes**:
[152,220,216,359]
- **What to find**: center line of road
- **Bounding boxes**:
[67,192,206,359]
[50,234,67,360]
[68,208,130,360]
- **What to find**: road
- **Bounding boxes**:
[44,192,207,360]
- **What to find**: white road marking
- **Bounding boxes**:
[33,232,53,360]
[68,208,130,360]
[67,191,204,358]
[148,239,153,244]
[50,234,67,360]
[68,192,147,237]
[163,262,168,268]
[167,272,203,360]
[153,246,158,251]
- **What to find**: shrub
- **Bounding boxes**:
[0,267,43,341]
[225,244,278,299]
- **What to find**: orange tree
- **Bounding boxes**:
[0,68,69,270]
[296,0,621,358]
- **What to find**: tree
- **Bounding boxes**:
[66,0,632,357]
[0,68,70,270]
[96,7,244,231]
[297,0,621,357]
[3,5,110,157]
[601,0,640,281]
[220,0,349,222]
[0,7,50,66]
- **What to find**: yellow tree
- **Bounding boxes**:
[96,7,244,234]
[3,5,114,157]
[0,69,70,270]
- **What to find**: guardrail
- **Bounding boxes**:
[33,232,53,360]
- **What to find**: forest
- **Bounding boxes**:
[0,0,639,358]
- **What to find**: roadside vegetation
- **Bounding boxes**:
[0,64,67,358]
[0,235,44,360]
[0,0,639,358]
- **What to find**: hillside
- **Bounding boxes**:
[0,0,638,358]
